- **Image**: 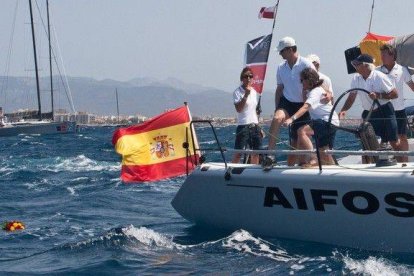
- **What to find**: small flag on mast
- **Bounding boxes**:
[112,105,198,183]
[258,6,276,19]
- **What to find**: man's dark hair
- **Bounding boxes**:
[380,44,397,61]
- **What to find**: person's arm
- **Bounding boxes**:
[339,92,357,119]
[234,87,251,113]
[370,88,398,100]
[320,89,333,104]
[283,103,310,126]
[275,84,284,109]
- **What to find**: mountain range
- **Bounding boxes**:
[0,76,277,117]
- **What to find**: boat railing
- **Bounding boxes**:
[186,120,228,175]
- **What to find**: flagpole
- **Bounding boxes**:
[368,0,375,33]
[256,0,280,119]
[271,0,280,34]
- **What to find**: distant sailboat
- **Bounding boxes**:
[0,0,76,136]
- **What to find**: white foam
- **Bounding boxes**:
[222,229,296,262]
[67,187,76,195]
[52,155,120,172]
[123,225,175,249]
[343,255,412,275]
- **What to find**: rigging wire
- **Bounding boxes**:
[1,1,19,111]
[33,0,76,113]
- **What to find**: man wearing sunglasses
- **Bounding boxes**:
[264,36,315,168]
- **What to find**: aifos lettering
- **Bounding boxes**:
[263,187,414,218]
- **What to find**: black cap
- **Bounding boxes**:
[352,54,374,65]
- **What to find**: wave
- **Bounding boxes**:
[341,254,414,275]
[53,155,120,172]
[0,155,120,174]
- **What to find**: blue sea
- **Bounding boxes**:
[1,125,414,275]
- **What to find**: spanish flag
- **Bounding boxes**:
[359,32,394,66]
[112,105,199,183]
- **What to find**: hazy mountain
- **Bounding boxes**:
[0,76,277,117]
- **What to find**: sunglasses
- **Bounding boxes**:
[242,74,254,79]
[279,47,290,55]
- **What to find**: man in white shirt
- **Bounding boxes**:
[339,54,400,152]
[265,37,315,167]
[378,44,414,162]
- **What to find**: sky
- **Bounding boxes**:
[1,0,414,103]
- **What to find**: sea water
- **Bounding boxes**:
[1,125,413,275]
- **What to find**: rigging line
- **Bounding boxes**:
[1,0,19,108]
[52,24,76,113]
[33,0,76,113]
[368,0,375,33]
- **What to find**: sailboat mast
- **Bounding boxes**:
[47,0,54,120]
[28,0,42,120]
[116,88,120,124]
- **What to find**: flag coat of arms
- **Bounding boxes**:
[112,105,198,182]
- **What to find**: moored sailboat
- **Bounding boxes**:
[0,0,76,136]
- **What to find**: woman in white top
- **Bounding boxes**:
[284,68,339,166]
[232,67,262,164]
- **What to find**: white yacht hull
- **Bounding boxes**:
[172,162,414,253]
[0,121,77,136]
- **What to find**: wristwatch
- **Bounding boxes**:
[292,115,297,121]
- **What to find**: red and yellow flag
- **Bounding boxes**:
[359,32,394,66]
[112,105,198,183]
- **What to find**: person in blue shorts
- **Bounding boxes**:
[283,68,339,166]
[339,54,400,152]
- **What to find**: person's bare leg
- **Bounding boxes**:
[319,146,335,165]
[250,154,259,164]
[398,134,408,162]
[268,109,288,151]
[287,139,297,166]
[296,125,314,165]
[232,153,241,163]
[390,139,400,153]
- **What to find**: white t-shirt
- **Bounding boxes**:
[305,86,339,126]
[319,71,333,95]
[377,63,413,111]
[350,70,394,110]
[276,56,315,103]
[233,85,259,125]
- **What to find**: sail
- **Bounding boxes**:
[390,34,414,75]
[245,34,272,94]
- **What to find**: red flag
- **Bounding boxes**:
[112,105,198,183]
[245,34,272,94]
[258,6,275,19]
